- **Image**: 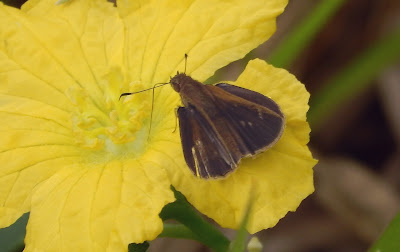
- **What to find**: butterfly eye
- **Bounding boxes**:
[171,80,180,92]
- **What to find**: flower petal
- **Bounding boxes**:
[0,97,80,227]
[164,59,316,233]
[0,93,81,229]
[117,0,288,84]
[1,0,124,109]
[23,0,125,77]
[25,160,174,251]
[0,0,126,228]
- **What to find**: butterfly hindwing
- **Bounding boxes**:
[218,102,284,155]
[216,83,284,117]
[211,83,285,155]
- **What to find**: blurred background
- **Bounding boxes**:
[1,0,399,251]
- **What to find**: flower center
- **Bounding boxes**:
[67,68,152,160]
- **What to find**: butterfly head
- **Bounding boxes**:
[170,72,190,93]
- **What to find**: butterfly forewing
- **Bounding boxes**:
[178,106,238,178]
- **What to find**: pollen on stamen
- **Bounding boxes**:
[66,68,152,159]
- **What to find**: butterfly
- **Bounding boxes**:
[121,55,285,179]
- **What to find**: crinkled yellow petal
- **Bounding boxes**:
[236,59,310,123]
[0,112,80,227]
[1,0,124,111]
[164,59,316,233]
[25,160,173,251]
[0,97,80,227]
[22,0,125,74]
[117,0,288,84]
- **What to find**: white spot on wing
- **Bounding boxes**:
[192,146,200,177]
[195,140,211,177]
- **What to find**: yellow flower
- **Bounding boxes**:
[0,0,316,250]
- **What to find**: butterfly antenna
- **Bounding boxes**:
[119,82,169,140]
[147,82,172,140]
[184,53,188,74]
[172,107,179,133]
[119,83,169,100]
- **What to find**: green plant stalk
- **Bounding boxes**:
[369,211,400,252]
[309,30,400,128]
[159,223,199,240]
[228,202,252,252]
[160,188,230,252]
[268,0,346,68]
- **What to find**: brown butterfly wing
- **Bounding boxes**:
[216,83,284,117]
[213,83,285,154]
[178,106,238,178]
[177,83,285,179]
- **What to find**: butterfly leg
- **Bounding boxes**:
[172,107,179,133]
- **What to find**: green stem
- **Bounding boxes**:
[159,223,199,240]
[160,188,230,252]
[268,0,346,68]
[228,202,251,252]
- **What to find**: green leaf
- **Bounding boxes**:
[268,0,346,68]
[160,187,230,252]
[228,202,252,252]
[369,211,400,252]
[0,213,29,252]
[309,30,400,128]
